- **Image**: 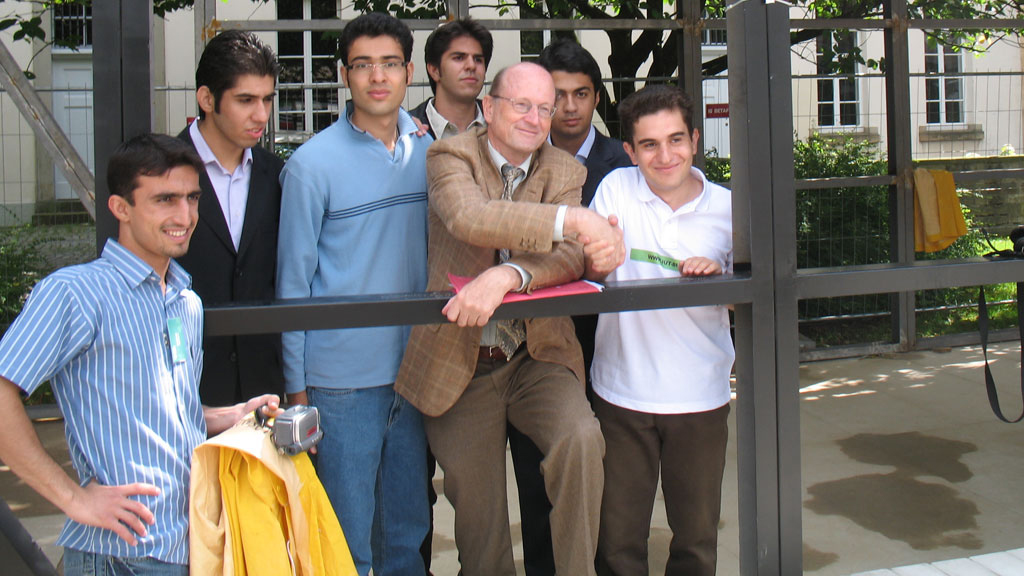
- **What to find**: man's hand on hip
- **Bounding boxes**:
[443,265,522,327]
[67,480,160,546]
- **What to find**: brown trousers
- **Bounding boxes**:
[424,350,605,576]
[593,395,730,576]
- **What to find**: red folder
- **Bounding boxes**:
[447,273,603,303]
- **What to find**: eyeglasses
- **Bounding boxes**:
[490,95,556,119]
[344,61,407,75]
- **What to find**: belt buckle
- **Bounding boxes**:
[481,345,507,361]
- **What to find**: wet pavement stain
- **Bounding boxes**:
[805,472,981,550]
[836,431,976,483]
[805,432,982,551]
[803,542,839,571]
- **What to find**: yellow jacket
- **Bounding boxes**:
[190,416,356,576]
[914,168,967,253]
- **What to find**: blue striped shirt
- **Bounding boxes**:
[0,239,205,565]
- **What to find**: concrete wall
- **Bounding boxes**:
[0,1,41,225]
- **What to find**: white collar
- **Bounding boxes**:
[189,119,252,175]
[425,98,485,139]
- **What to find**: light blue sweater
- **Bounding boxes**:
[277,103,430,394]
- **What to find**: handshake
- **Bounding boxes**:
[566,207,626,279]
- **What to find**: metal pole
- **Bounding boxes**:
[680,0,705,170]
[92,0,121,251]
[764,2,803,572]
[0,497,57,576]
[93,0,154,252]
[727,0,781,573]
[884,0,917,349]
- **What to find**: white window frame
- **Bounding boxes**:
[924,35,964,125]
[51,3,92,53]
[276,0,342,139]
[815,30,860,128]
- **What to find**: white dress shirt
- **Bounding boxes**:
[189,120,253,251]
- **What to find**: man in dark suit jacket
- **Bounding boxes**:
[176,30,285,406]
[539,39,633,386]
[395,62,624,576]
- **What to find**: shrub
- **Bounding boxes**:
[0,222,45,330]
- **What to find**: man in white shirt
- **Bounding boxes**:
[586,85,734,576]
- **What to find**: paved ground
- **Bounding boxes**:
[3,342,1023,574]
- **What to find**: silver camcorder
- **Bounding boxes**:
[255,404,324,456]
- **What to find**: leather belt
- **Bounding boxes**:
[479,346,508,362]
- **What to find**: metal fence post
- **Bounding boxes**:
[93,0,154,251]
[885,0,917,349]
[680,0,705,170]
[727,0,782,573]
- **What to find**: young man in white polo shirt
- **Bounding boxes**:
[584,85,734,576]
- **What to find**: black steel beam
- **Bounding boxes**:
[884,0,916,350]
[220,18,700,32]
[204,274,754,336]
[727,0,782,573]
[765,3,803,572]
[681,0,704,170]
[93,1,154,251]
[92,1,121,251]
[797,259,1024,299]
[217,16,1024,35]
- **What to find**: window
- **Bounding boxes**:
[701,8,727,47]
[924,36,963,124]
[277,0,340,136]
[519,2,549,62]
[816,31,859,127]
[701,28,727,46]
[52,3,92,51]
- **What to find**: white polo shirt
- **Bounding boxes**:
[589,166,734,414]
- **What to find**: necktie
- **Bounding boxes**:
[495,163,527,359]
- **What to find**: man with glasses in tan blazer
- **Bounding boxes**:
[396,62,624,576]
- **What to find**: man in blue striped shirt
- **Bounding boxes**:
[0,133,281,575]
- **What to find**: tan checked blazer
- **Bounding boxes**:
[395,127,588,417]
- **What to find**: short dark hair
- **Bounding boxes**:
[107,133,203,204]
[618,85,696,146]
[195,30,280,120]
[423,19,493,94]
[537,39,602,95]
[339,13,413,67]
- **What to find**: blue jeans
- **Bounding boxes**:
[62,549,187,576]
[308,384,429,576]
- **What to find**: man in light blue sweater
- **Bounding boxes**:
[276,13,431,576]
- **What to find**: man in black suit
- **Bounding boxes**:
[539,39,633,208]
[540,39,633,382]
[176,30,285,406]
[409,19,492,139]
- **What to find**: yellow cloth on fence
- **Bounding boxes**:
[190,416,357,576]
[913,167,967,253]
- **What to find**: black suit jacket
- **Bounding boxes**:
[409,99,434,139]
[581,130,633,207]
[176,127,286,406]
[576,129,633,381]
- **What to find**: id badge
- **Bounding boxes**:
[167,317,188,364]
